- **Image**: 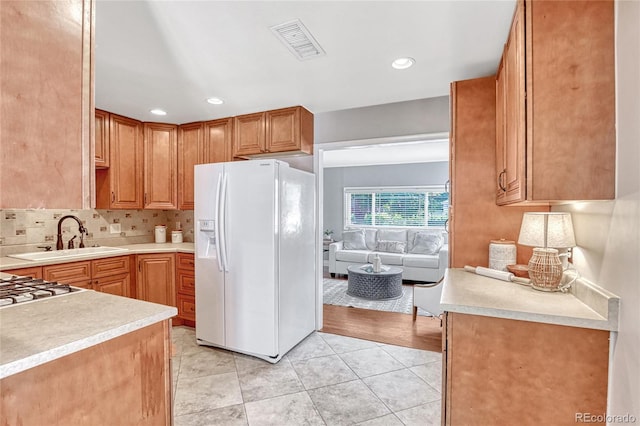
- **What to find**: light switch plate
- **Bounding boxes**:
[109,223,121,234]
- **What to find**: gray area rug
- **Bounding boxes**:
[323,278,415,314]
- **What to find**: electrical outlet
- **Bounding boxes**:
[109,223,121,234]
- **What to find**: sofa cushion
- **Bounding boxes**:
[409,232,444,255]
[407,230,445,252]
[367,252,404,266]
[343,230,367,250]
[403,254,440,268]
[376,229,407,243]
[336,250,371,263]
[376,240,406,254]
[363,228,378,250]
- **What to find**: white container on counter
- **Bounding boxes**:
[155,225,166,243]
[171,230,183,244]
[489,239,516,271]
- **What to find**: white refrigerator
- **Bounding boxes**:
[194,159,316,363]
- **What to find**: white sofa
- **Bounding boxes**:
[328,228,448,283]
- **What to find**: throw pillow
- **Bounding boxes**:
[376,240,406,254]
[342,230,367,250]
[410,232,444,255]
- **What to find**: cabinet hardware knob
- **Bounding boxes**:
[498,170,507,192]
[111,192,115,203]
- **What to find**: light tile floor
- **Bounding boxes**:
[172,326,442,426]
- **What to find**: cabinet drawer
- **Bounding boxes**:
[176,253,194,270]
[177,273,195,295]
[43,261,91,284]
[4,266,43,279]
[92,255,130,278]
[177,294,195,321]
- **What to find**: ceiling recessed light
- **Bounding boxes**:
[150,108,167,116]
[392,57,415,70]
[206,97,224,105]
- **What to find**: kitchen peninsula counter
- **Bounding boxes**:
[441,268,619,331]
[0,288,177,379]
[0,242,195,270]
[441,268,618,425]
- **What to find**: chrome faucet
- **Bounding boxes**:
[56,215,87,250]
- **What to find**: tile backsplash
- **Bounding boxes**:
[0,209,194,256]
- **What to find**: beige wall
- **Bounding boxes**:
[0,209,195,256]
[553,0,639,418]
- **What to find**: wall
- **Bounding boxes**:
[323,161,449,240]
[315,96,449,144]
[0,209,195,256]
[553,0,639,418]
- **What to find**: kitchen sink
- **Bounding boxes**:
[8,246,129,261]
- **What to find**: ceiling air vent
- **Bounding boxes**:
[270,19,326,61]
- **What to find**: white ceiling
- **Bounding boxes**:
[95,0,516,124]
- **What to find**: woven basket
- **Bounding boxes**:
[528,248,563,291]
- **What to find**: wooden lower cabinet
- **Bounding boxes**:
[442,312,609,426]
[4,266,43,279]
[43,261,92,289]
[175,253,195,326]
[0,320,172,425]
[137,253,176,307]
[40,256,130,296]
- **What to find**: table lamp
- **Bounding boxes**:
[517,212,576,291]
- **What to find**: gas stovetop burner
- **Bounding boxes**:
[0,276,81,307]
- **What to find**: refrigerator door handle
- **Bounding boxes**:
[214,172,223,272]
[220,172,229,272]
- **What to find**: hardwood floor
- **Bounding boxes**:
[321,304,443,353]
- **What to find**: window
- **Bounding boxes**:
[344,186,448,229]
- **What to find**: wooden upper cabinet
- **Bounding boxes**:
[96,114,144,209]
[495,55,507,205]
[0,0,93,209]
[496,1,526,205]
[266,106,313,154]
[178,122,205,211]
[95,109,110,169]
[496,0,615,204]
[233,112,266,157]
[205,118,233,164]
[232,106,314,158]
[144,122,178,210]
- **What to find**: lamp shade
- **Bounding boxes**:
[517,212,576,248]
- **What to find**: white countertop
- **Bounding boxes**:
[0,290,177,379]
[441,268,619,331]
[0,242,195,270]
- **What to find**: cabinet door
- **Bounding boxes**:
[266,106,313,154]
[94,273,129,297]
[4,266,43,279]
[136,254,176,307]
[501,0,526,205]
[495,55,507,205]
[43,261,92,285]
[107,114,144,209]
[205,118,233,163]
[265,107,300,153]
[0,0,92,209]
[233,112,265,157]
[95,109,110,168]
[144,123,178,210]
[178,122,205,210]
